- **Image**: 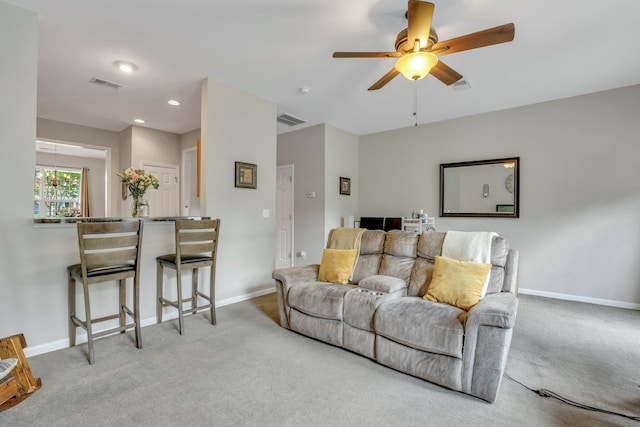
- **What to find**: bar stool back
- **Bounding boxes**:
[67,220,144,364]
[156,219,220,334]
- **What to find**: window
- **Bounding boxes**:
[34,166,82,217]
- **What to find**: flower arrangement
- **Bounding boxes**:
[117,168,159,216]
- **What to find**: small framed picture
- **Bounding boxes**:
[235,162,257,189]
[339,177,351,195]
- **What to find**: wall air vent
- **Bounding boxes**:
[89,77,122,90]
[452,78,471,91]
[277,113,307,126]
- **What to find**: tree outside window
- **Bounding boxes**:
[34,166,82,217]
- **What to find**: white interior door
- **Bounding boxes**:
[141,162,179,217]
[276,165,294,269]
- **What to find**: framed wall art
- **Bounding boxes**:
[235,161,257,189]
[339,177,351,195]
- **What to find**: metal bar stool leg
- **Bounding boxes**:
[119,278,126,333]
[133,277,142,349]
[68,274,76,347]
[176,270,184,335]
[156,262,164,324]
[192,267,199,313]
[209,265,216,325]
[81,281,95,365]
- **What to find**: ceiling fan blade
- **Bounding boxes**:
[407,0,435,51]
[429,61,463,86]
[431,23,515,56]
[333,52,403,58]
[368,68,400,91]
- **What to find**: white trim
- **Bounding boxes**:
[23,288,276,358]
[181,147,197,216]
[519,288,640,310]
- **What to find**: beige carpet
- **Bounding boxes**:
[1,293,639,426]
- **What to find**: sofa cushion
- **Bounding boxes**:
[425,256,491,311]
[287,282,353,320]
[359,230,386,255]
[379,255,415,283]
[408,257,434,297]
[318,248,358,284]
[358,275,407,293]
[374,297,465,358]
[416,231,446,260]
[383,230,419,257]
[351,254,382,284]
[487,236,510,294]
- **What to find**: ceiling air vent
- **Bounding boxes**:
[277,112,307,126]
[451,78,471,91]
[89,77,122,90]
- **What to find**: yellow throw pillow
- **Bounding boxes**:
[318,248,358,285]
[424,256,491,311]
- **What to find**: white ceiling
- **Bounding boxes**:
[7,0,640,136]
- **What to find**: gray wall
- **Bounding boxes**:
[131,125,181,167]
[202,78,277,300]
[324,124,359,242]
[360,85,640,307]
[276,123,360,265]
[278,124,326,265]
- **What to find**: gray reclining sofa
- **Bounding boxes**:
[272,229,519,402]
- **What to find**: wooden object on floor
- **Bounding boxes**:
[0,334,42,411]
[157,219,221,334]
[68,220,144,364]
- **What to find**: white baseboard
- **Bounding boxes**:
[518,288,640,310]
[23,287,276,358]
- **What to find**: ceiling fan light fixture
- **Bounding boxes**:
[395,51,438,81]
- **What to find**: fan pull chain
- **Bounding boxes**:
[413,79,418,127]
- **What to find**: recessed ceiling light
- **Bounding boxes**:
[168,100,180,106]
[134,119,145,124]
[114,60,138,73]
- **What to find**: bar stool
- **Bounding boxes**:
[67,220,144,364]
[156,219,220,334]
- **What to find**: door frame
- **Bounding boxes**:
[181,147,197,216]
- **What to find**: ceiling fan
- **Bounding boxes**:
[333,0,515,90]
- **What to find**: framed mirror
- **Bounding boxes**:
[440,157,519,218]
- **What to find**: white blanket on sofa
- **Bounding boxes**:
[442,231,498,297]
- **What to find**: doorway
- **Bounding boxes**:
[141,161,179,217]
[276,165,294,269]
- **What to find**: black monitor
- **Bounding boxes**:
[383,217,403,231]
[359,217,384,230]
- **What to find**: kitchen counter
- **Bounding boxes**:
[33,216,209,224]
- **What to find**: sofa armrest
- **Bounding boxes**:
[358,275,407,294]
[272,265,320,286]
[467,292,518,329]
[272,265,320,329]
[461,291,518,402]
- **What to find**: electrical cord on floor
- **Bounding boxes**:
[504,373,640,422]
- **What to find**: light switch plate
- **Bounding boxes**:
[262,208,270,218]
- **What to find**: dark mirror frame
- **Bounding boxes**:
[440,157,520,218]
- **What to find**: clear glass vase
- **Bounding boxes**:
[131,196,142,217]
